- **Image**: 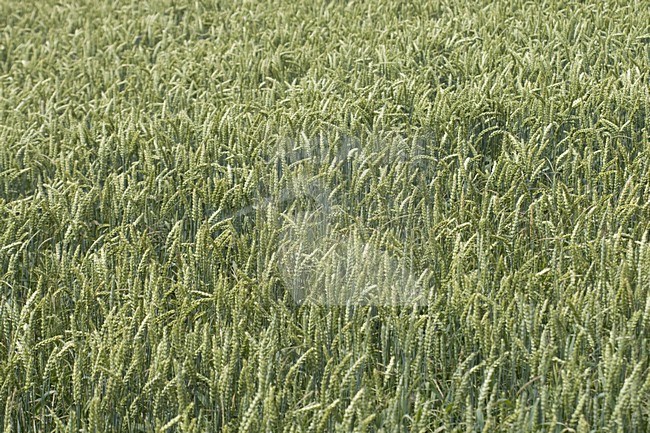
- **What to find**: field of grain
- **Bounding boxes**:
[1,0,649,431]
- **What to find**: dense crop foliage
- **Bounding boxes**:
[1,0,650,431]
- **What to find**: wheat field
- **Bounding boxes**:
[1,0,649,432]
